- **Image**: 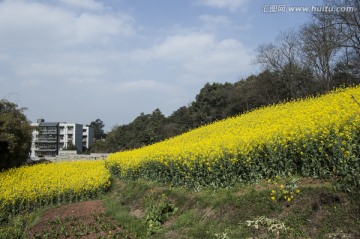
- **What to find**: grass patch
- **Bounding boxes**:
[100,177,359,239]
[1,177,359,238]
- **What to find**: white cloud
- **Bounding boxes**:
[67,77,105,85]
[0,0,256,131]
[16,62,105,78]
[107,80,175,93]
[197,0,249,11]
[0,53,9,62]
[152,33,214,60]
[199,14,253,34]
[185,39,252,77]
[58,0,103,10]
[73,13,134,44]
[0,76,7,84]
[127,33,214,62]
[0,1,73,49]
[125,31,253,84]
[156,33,252,78]
[20,78,41,87]
[199,15,231,29]
[0,1,135,49]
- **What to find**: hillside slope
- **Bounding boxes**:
[107,86,360,187]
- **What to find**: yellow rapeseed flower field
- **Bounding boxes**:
[106,86,360,187]
[0,160,110,212]
[1,86,359,213]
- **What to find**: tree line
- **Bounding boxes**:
[91,0,359,153]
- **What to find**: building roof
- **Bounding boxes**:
[39,122,59,127]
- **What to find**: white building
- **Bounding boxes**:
[30,121,40,159]
[30,119,94,158]
[30,119,60,158]
[82,126,94,150]
[59,123,83,153]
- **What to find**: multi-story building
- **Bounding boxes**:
[30,119,94,158]
[59,123,83,153]
[31,119,60,157]
[82,126,94,150]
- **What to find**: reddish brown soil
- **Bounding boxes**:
[39,200,104,222]
[27,200,130,239]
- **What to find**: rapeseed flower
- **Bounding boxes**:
[106,86,360,187]
[0,160,110,212]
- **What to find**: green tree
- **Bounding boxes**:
[165,106,193,137]
[190,82,234,127]
[332,58,360,87]
[145,108,166,145]
[90,119,105,140]
[90,139,108,153]
[0,100,32,170]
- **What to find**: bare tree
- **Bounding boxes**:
[330,0,360,56]
[255,29,301,72]
[300,12,345,90]
[255,43,282,71]
[329,0,360,79]
[255,29,315,97]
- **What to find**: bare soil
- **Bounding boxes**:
[27,200,130,239]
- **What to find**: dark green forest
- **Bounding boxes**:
[91,1,360,153]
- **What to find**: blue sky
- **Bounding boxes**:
[0,0,324,131]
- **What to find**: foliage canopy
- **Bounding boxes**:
[0,100,32,170]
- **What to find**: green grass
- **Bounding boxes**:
[1,177,359,239]
[101,178,359,239]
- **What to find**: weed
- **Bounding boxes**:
[214,228,231,239]
[245,216,290,239]
[270,178,301,203]
[334,174,360,193]
[145,194,178,235]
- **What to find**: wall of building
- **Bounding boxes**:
[59,123,83,153]
[74,124,83,153]
[30,120,93,158]
[34,122,59,157]
[30,122,39,159]
[83,126,94,149]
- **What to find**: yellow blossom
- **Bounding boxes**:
[0,160,110,210]
[105,86,360,187]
